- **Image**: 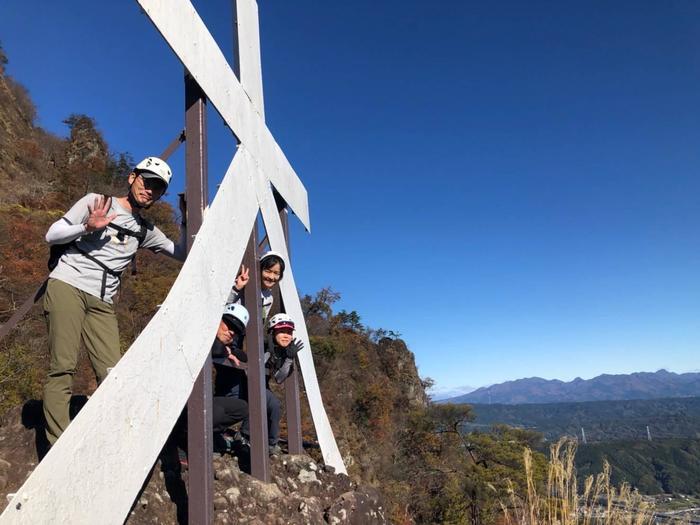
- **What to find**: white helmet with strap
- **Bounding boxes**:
[134,156,172,187]
[267,313,295,332]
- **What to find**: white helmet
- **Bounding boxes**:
[223,303,249,333]
[261,250,285,264]
[134,156,172,187]
[267,313,295,332]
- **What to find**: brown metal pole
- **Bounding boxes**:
[160,130,186,162]
[275,192,303,455]
[0,282,47,344]
[257,234,269,254]
[242,223,270,481]
[184,71,213,524]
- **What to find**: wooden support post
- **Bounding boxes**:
[243,222,270,481]
[184,71,213,524]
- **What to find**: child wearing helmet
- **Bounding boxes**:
[227,250,285,322]
[41,156,187,446]
[262,313,304,455]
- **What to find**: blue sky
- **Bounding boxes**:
[2,1,699,396]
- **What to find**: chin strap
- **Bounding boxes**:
[127,190,144,210]
[127,188,153,210]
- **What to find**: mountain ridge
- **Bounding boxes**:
[443,369,700,404]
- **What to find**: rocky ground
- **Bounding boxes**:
[128,450,386,525]
[0,404,388,524]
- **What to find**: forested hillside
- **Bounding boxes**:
[577,439,700,495]
[462,398,700,496]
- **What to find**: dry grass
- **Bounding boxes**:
[500,438,657,525]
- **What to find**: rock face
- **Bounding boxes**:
[63,114,109,173]
[0,46,113,211]
[377,338,429,409]
[0,56,40,204]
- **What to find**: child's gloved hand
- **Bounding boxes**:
[286,339,304,359]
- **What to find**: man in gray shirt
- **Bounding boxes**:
[43,156,186,445]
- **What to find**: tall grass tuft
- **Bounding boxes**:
[500,438,656,524]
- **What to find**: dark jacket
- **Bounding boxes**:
[264,337,294,386]
[212,339,248,397]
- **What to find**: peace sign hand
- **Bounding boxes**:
[235,264,250,290]
[86,196,117,232]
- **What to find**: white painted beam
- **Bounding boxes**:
[0,152,260,524]
[229,0,346,475]
[137,0,311,231]
[250,151,347,474]
[234,0,265,120]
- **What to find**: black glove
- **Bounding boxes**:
[285,338,304,359]
[230,344,248,363]
[211,340,228,359]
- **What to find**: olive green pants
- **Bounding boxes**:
[43,278,121,445]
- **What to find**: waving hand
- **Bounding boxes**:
[85,196,117,232]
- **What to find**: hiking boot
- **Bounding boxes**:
[234,431,250,449]
[213,432,235,454]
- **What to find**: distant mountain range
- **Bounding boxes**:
[443,370,700,404]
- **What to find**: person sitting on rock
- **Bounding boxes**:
[211,303,251,454]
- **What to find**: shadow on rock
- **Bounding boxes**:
[21,395,89,461]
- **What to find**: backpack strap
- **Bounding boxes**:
[106,222,147,246]
[105,203,150,277]
[72,244,123,300]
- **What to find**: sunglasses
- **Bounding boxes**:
[138,174,167,193]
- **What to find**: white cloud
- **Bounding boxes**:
[428,384,476,401]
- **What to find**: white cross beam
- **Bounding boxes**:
[0,2,345,523]
[142,0,311,232]
[230,0,345,476]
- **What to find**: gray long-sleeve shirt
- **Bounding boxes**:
[47,193,186,303]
